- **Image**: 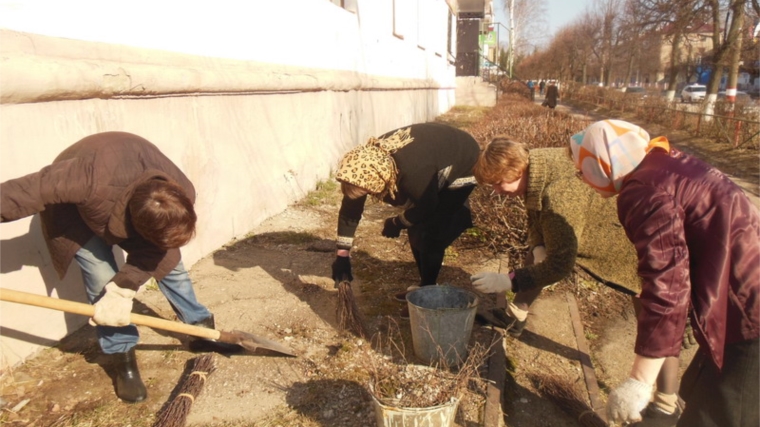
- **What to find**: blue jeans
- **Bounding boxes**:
[74,235,211,354]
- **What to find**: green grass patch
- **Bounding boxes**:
[299,179,341,207]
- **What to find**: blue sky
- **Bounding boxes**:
[494,0,593,46]
[544,0,594,32]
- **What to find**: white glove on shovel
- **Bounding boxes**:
[91,282,136,327]
[470,272,512,294]
[606,377,653,424]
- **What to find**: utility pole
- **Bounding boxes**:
[491,22,509,75]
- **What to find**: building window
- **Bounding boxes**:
[447,7,455,58]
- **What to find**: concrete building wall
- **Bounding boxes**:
[0,0,464,370]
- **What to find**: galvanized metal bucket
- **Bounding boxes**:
[406,285,479,366]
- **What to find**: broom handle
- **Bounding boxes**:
[0,288,222,341]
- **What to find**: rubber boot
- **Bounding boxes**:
[112,348,147,403]
[188,314,244,354]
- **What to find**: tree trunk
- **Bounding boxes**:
[582,63,588,84]
[724,1,745,107]
[666,31,683,100]
[704,0,746,118]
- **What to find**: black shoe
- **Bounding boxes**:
[631,404,681,427]
[491,308,527,337]
[111,348,147,403]
[188,315,245,354]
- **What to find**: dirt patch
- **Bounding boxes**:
[0,97,751,427]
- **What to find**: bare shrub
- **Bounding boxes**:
[453,95,589,264]
[498,78,531,100]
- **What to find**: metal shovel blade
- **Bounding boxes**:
[219,330,297,357]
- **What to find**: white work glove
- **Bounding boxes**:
[532,245,547,264]
[91,282,136,327]
[606,377,653,424]
[470,272,512,294]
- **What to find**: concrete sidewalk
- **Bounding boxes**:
[456,76,497,107]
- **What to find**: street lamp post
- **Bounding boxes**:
[486,21,509,76]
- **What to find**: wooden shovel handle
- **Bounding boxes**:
[0,288,222,341]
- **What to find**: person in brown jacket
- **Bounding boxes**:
[471,137,685,425]
[1,132,238,403]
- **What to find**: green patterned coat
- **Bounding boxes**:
[511,148,641,295]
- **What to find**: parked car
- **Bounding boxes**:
[717,90,752,104]
[681,84,706,103]
[623,86,647,97]
[717,91,760,115]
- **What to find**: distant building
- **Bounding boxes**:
[455,0,493,76]
[656,22,716,84]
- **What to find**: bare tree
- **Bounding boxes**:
[634,0,708,99]
[703,0,748,115]
[619,0,643,85]
[503,0,548,77]
[741,1,759,91]
[513,0,752,99]
[576,16,603,83]
[723,0,747,107]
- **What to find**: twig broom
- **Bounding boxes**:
[152,354,216,427]
[336,280,368,338]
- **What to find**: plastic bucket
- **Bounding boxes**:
[406,285,479,366]
[372,395,459,427]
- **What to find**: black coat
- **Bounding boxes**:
[336,123,479,249]
[545,85,560,108]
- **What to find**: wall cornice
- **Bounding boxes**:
[0,30,451,105]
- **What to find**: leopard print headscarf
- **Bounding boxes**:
[336,127,414,200]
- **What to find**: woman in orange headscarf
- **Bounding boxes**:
[570,119,759,427]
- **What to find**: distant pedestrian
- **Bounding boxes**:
[539,80,546,96]
[527,80,535,101]
[543,81,559,109]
